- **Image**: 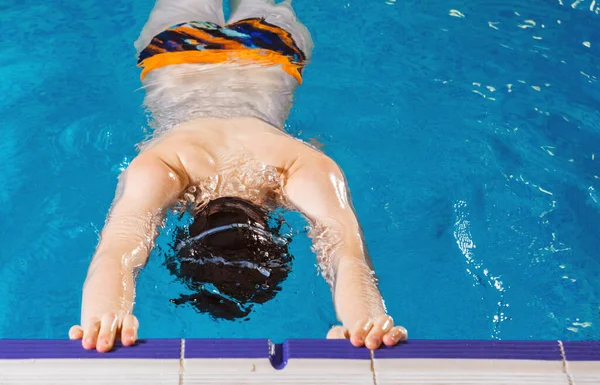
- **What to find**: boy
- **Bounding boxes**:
[69,0,407,352]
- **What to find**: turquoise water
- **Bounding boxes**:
[0,0,599,341]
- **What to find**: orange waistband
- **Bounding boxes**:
[138,49,303,84]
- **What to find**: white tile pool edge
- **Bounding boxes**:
[0,339,598,384]
[0,357,591,385]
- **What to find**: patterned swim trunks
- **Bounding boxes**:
[137,18,307,83]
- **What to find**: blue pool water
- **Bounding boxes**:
[0,0,599,342]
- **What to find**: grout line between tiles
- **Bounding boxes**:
[369,349,378,385]
[558,340,575,385]
[179,338,185,385]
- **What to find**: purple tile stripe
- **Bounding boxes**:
[562,341,600,361]
[184,339,269,359]
[374,340,562,360]
[271,339,371,369]
[276,339,370,370]
[0,339,598,366]
[0,339,179,359]
[284,339,371,360]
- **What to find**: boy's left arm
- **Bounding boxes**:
[283,153,407,349]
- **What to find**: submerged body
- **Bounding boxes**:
[70,0,407,352]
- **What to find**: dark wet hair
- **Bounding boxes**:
[166,197,292,320]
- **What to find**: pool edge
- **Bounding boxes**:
[0,339,598,384]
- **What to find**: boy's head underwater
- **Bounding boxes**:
[168,197,292,320]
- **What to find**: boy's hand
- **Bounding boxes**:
[326,315,407,349]
[68,312,139,353]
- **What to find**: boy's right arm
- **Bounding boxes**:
[69,153,189,352]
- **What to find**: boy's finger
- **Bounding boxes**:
[121,314,139,346]
[383,326,408,346]
[365,315,393,350]
[82,318,101,350]
[326,326,349,339]
[68,325,84,340]
[97,312,118,353]
[349,318,374,347]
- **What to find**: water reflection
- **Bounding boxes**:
[453,200,510,339]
